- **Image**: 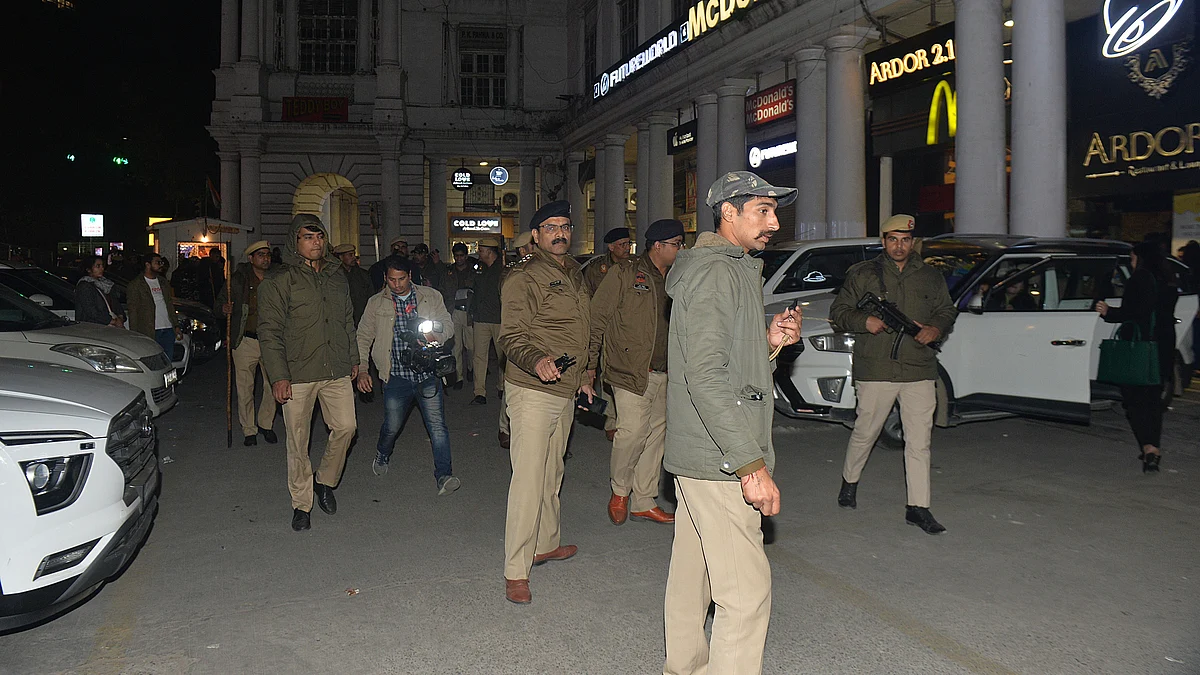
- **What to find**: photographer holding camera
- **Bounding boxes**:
[356,257,461,495]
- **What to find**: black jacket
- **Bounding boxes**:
[1102,267,1178,374]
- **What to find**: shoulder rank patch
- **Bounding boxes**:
[549,279,563,288]
[599,263,608,274]
[634,271,648,284]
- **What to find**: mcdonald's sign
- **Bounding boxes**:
[927,80,957,146]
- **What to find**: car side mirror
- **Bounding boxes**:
[29,293,54,308]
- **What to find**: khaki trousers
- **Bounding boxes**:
[232,336,277,437]
[503,384,574,580]
[282,376,357,512]
[499,391,510,434]
[610,372,667,512]
[664,476,771,675]
[842,380,936,508]
[452,309,474,380]
[472,321,503,397]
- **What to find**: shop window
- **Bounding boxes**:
[298,0,358,74]
[619,0,639,56]
[459,26,508,108]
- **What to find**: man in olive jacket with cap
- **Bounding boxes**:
[258,214,359,533]
[829,213,957,535]
[334,243,373,327]
[217,240,278,447]
[498,200,595,605]
[663,171,800,675]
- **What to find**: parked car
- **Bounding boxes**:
[0,284,178,416]
[0,359,160,631]
[1,261,209,372]
[753,237,882,306]
[770,237,1198,446]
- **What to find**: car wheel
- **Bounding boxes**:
[878,402,905,450]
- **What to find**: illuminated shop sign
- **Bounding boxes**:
[1083,122,1200,179]
[668,120,697,154]
[927,81,958,146]
[1102,0,1187,58]
[745,80,794,128]
[452,170,474,191]
[592,0,766,101]
[747,135,797,168]
[450,215,502,234]
[867,23,957,97]
[81,213,104,237]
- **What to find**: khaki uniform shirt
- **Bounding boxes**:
[499,247,593,399]
[582,253,631,297]
[588,256,670,396]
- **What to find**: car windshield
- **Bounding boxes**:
[0,268,77,310]
[0,284,70,331]
[922,246,992,296]
[753,249,793,282]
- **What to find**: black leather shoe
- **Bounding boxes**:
[837,480,857,509]
[470,395,487,405]
[452,380,463,391]
[259,428,278,444]
[291,509,310,531]
[315,482,337,515]
[244,434,257,447]
[905,506,946,535]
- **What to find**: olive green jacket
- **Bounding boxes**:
[125,274,178,339]
[257,220,359,385]
[664,232,775,481]
[829,254,958,383]
[582,252,630,296]
[588,256,669,396]
[499,247,593,399]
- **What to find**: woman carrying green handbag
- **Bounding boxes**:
[1095,242,1179,473]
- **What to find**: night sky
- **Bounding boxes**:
[2,0,221,253]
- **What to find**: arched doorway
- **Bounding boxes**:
[293,174,359,249]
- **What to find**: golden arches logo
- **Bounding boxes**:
[927,80,957,146]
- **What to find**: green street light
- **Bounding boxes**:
[112,156,129,165]
[66,154,75,161]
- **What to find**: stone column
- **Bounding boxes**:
[593,146,607,252]
[238,141,262,233]
[603,134,629,244]
[566,151,587,254]
[356,0,373,72]
[220,0,239,66]
[218,151,241,223]
[379,0,399,66]
[240,0,260,63]
[955,0,1008,235]
[794,46,826,240]
[716,80,753,176]
[825,33,867,238]
[1011,0,1067,237]
[879,156,894,224]
[380,153,402,251]
[695,94,718,231]
[285,0,299,70]
[519,159,538,234]
[648,112,675,223]
[428,158,449,256]
[636,122,651,234]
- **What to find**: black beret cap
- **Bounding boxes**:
[645,219,685,243]
[602,227,631,244]
[529,200,571,230]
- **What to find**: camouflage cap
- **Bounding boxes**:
[705,171,797,208]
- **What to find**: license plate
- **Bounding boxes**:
[164,369,178,387]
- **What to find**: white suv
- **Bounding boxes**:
[0,359,160,631]
[754,238,883,306]
[771,237,1198,446]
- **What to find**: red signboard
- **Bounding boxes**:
[282,97,349,123]
[745,80,795,128]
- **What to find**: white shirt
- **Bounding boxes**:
[145,277,173,330]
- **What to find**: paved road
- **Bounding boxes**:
[3,356,1198,674]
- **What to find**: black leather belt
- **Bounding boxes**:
[243,331,258,339]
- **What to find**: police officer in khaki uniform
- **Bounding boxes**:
[829,214,958,535]
[497,231,535,450]
[498,201,595,605]
[441,242,478,390]
[582,227,633,440]
[589,219,684,527]
[469,237,505,404]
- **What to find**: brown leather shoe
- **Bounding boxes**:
[505,578,531,604]
[498,430,510,449]
[630,507,675,524]
[607,493,629,525]
[532,545,578,566]
[605,429,617,442]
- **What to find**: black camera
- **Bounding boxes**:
[397,320,456,378]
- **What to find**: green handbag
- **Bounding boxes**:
[1097,312,1161,386]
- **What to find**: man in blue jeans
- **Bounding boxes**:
[355,257,460,494]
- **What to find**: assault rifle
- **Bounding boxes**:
[856,292,942,360]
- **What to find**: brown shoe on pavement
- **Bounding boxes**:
[499,430,510,449]
[630,507,675,524]
[605,429,616,442]
[505,578,531,604]
[532,545,578,566]
[607,493,629,525]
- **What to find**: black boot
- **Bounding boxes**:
[837,480,857,509]
[315,481,337,515]
[244,434,258,447]
[905,506,946,535]
[291,509,311,531]
[259,427,278,444]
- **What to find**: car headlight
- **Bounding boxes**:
[177,316,207,334]
[51,344,143,373]
[809,333,856,352]
[20,455,92,515]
